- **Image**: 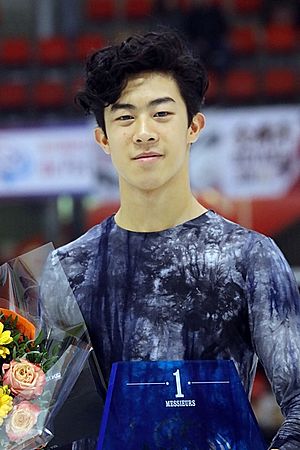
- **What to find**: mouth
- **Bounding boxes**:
[132,152,163,162]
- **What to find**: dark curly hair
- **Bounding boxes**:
[75,30,209,136]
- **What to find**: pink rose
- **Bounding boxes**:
[6,401,40,442]
[2,359,46,400]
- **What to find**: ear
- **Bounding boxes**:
[187,113,205,144]
[95,127,110,155]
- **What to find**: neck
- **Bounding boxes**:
[115,174,207,232]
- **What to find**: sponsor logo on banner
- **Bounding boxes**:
[0,125,98,197]
[190,105,300,198]
[0,147,32,183]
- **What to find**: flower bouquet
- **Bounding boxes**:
[0,243,94,449]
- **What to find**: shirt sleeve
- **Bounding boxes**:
[39,250,88,338]
[246,237,300,450]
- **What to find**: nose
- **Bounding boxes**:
[133,118,159,145]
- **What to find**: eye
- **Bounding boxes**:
[116,115,134,121]
[154,111,170,118]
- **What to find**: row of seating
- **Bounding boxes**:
[208,67,300,103]
[229,24,300,55]
[0,67,298,112]
[85,0,266,20]
[0,34,105,66]
[0,21,299,68]
[86,0,152,19]
[0,80,78,111]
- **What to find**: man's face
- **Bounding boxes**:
[95,72,205,194]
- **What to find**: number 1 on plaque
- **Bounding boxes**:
[173,369,184,398]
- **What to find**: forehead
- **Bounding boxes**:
[117,72,182,104]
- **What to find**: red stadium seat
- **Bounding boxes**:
[125,0,153,18]
[75,33,106,61]
[225,69,259,101]
[262,68,298,99]
[36,36,71,65]
[0,37,31,65]
[228,26,258,55]
[233,0,262,14]
[263,24,298,53]
[178,0,191,11]
[33,80,67,109]
[86,0,115,20]
[179,0,222,9]
[0,81,28,109]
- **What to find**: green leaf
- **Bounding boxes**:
[34,330,44,346]
[13,332,21,342]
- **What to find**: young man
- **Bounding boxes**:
[43,31,299,449]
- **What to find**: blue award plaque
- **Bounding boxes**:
[97,360,266,450]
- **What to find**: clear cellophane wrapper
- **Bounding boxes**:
[0,243,102,449]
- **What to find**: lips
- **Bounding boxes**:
[133,152,162,160]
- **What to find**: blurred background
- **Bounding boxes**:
[0,0,300,445]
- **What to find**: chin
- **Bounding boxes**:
[129,176,164,192]
[136,181,165,193]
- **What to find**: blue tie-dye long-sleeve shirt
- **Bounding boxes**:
[42,210,300,449]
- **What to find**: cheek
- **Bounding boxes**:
[109,130,131,146]
[171,129,190,150]
[122,130,132,142]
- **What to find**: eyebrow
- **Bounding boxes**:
[110,96,176,112]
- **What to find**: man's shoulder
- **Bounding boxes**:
[206,211,268,247]
[54,215,115,262]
